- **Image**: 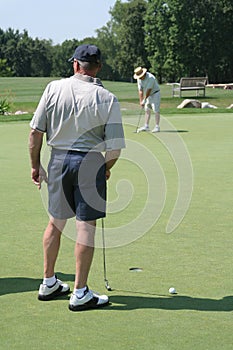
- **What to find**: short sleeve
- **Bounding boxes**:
[104,97,125,150]
[29,86,48,132]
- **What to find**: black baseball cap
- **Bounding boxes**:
[69,44,101,63]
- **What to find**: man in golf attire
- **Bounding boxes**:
[133,66,161,132]
[29,44,125,311]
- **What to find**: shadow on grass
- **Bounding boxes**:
[0,272,74,296]
[2,276,232,312]
[110,294,233,312]
[160,130,189,133]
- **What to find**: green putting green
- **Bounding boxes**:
[0,110,233,349]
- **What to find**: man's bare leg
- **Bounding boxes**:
[74,220,96,289]
[155,111,160,126]
[38,218,69,300]
[43,218,66,278]
[145,109,151,127]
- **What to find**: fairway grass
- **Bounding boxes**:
[1,77,233,116]
[0,112,233,349]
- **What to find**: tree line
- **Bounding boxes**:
[0,0,232,83]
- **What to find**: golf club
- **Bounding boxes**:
[101,218,112,291]
[133,107,144,133]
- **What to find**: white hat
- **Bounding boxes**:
[133,66,147,79]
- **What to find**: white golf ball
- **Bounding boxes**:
[169,287,177,294]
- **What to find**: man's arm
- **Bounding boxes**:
[28,128,46,189]
[105,149,121,180]
[145,88,152,99]
[138,90,144,105]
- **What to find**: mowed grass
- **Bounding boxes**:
[0,77,233,118]
[0,77,233,349]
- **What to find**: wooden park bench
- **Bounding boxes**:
[172,77,207,97]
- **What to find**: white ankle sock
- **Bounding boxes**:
[43,275,56,287]
[74,286,87,298]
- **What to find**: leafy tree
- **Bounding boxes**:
[31,39,53,77]
[205,0,233,82]
[97,0,148,81]
[0,29,32,76]
[51,39,80,77]
[144,0,173,82]
[1,28,20,76]
[96,1,128,81]
[144,0,233,82]
[1,0,233,83]
[0,28,53,77]
[0,59,13,77]
[115,0,149,80]
[96,23,119,80]
[14,30,33,76]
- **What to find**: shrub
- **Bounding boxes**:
[0,98,11,115]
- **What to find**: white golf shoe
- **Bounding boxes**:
[38,277,70,301]
[69,286,109,311]
[152,125,160,133]
[137,125,150,133]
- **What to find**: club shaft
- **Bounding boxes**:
[101,218,108,283]
[135,108,144,132]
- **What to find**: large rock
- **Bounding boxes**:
[177,99,202,108]
[177,99,218,109]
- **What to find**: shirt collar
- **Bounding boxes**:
[73,73,103,87]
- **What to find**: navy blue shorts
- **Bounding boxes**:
[48,149,106,221]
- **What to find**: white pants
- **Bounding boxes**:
[145,91,160,113]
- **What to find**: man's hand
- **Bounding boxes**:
[105,150,121,182]
[29,128,44,189]
[140,98,146,107]
[106,169,111,180]
[31,166,48,190]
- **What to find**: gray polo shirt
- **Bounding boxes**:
[137,72,160,95]
[30,74,125,152]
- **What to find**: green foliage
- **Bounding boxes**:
[0,0,233,82]
[96,22,122,81]
[51,39,79,77]
[145,0,233,83]
[122,1,147,73]
[0,28,54,77]
[0,89,14,115]
[31,38,53,77]
[115,0,149,79]
[0,98,10,114]
[0,58,13,77]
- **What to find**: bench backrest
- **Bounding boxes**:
[180,77,207,88]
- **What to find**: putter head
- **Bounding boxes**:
[105,280,112,291]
